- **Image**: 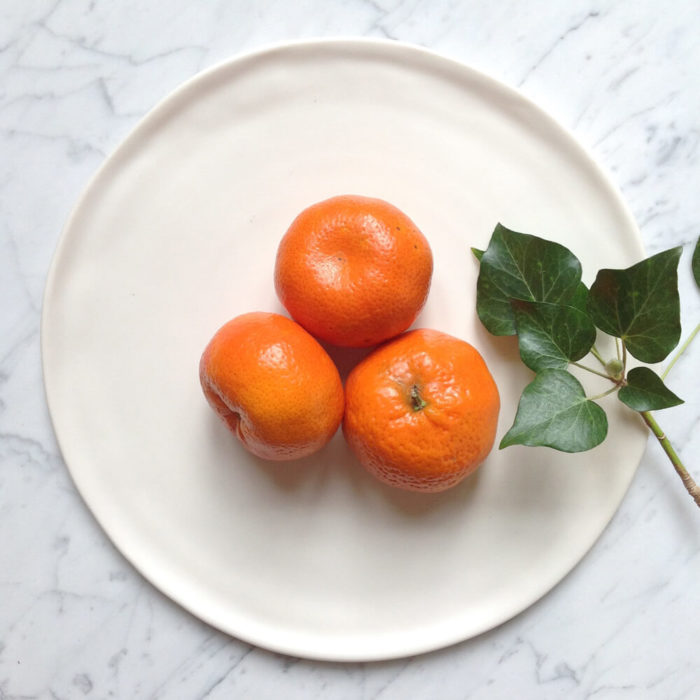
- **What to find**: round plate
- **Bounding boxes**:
[42,39,647,661]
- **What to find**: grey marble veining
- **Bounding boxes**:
[1,1,699,698]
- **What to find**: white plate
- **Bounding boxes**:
[42,39,647,661]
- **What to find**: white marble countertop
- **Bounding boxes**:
[2,2,699,698]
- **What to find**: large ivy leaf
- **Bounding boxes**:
[693,238,700,289]
[587,247,682,363]
[511,300,597,372]
[476,224,583,336]
[500,369,608,452]
[618,367,684,411]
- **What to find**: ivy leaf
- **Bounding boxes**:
[471,247,485,262]
[568,282,589,314]
[511,300,597,372]
[693,238,700,289]
[500,369,608,452]
[618,367,684,411]
[587,247,682,363]
[476,224,583,336]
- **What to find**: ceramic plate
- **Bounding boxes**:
[42,39,647,661]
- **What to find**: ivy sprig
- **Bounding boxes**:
[474,224,700,508]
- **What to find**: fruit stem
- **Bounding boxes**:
[640,411,700,508]
[409,385,427,412]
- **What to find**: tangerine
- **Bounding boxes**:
[343,328,500,492]
[274,195,433,347]
[199,312,344,461]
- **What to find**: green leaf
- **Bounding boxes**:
[693,238,700,289]
[476,224,583,336]
[587,247,682,363]
[511,300,597,372]
[500,369,608,452]
[471,247,485,262]
[568,282,589,314]
[618,366,684,411]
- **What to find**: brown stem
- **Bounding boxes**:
[640,411,700,508]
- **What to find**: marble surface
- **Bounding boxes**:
[1,1,699,698]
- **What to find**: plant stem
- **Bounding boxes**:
[588,385,620,401]
[615,337,622,363]
[572,361,618,381]
[661,322,700,379]
[640,411,700,508]
[590,345,607,367]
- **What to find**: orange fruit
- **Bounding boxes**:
[343,329,500,493]
[274,194,433,347]
[199,312,344,461]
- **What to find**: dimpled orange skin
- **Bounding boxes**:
[274,195,433,348]
[199,312,344,461]
[343,329,500,493]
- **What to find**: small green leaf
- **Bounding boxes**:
[511,300,596,372]
[471,247,485,262]
[587,247,682,363]
[618,367,684,411]
[500,369,608,452]
[693,238,700,289]
[476,224,583,336]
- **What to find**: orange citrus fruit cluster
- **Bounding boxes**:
[200,194,500,493]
